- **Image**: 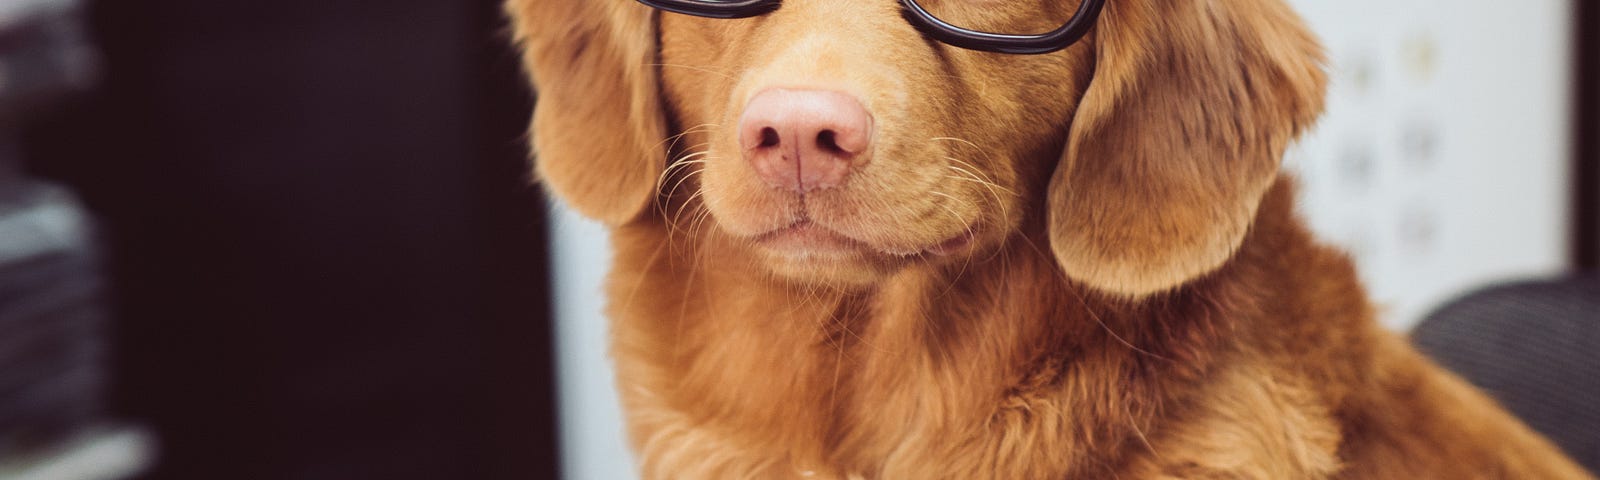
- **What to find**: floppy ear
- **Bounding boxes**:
[1047,0,1326,297]
[506,0,665,225]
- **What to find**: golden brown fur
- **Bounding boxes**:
[507,0,1595,478]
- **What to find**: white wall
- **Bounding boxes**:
[550,1,1578,477]
[1285,0,1574,329]
[550,205,637,480]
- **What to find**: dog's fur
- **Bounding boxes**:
[507,0,1595,478]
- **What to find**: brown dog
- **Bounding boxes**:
[507,0,1594,478]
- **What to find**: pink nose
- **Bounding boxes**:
[739,89,873,193]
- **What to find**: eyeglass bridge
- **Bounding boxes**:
[634,0,1105,55]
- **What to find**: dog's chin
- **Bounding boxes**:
[749,220,978,287]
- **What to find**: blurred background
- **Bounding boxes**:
[0,0,1594,479]
[4,0,559,478]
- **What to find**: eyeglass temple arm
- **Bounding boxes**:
[638,0,779,19]
[900,0,1105,55]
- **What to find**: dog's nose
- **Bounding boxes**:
[739,89,872,193]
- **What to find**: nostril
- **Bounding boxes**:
[816,130,843,155]
[759,127,781,148]
[739,88,872,192]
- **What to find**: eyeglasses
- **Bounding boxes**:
[636,0,1105,55]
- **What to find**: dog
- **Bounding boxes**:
[507,0,1595,478]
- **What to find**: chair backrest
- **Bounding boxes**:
[1412,276,1600,474]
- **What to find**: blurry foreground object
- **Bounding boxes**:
[1413,276,1600,474]
[0,0,151,478]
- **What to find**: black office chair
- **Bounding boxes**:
[1412,276,1600,474]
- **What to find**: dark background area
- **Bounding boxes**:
[21,0,560,479]
[1578,0,1600,271]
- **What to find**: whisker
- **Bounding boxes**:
[928,136,1017,230]
[670,188,708,235]
[943,163,1016,197]
[944,171,1011,227]
[1080,293,1170,362]
[927,191,973,220]
[659,156,709,195]
[942,157,1005,187]
[686,201,717,252]
[664,172,708,244]
[928,137,1003,185]
[655,123,721,152]
[657,155,709,192]
[658,147,712,192]
[654,155,709,224]
[652,137,714,222]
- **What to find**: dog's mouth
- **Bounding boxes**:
[753,217,977,260]
[754,220,867,257]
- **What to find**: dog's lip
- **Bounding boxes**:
[754,220,870,256]
[753,219,977,258]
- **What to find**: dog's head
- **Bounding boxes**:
[509,0,1325,297]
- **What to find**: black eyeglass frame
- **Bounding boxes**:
[635,0,1105,55]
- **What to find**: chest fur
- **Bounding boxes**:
[600,227,1189,478]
